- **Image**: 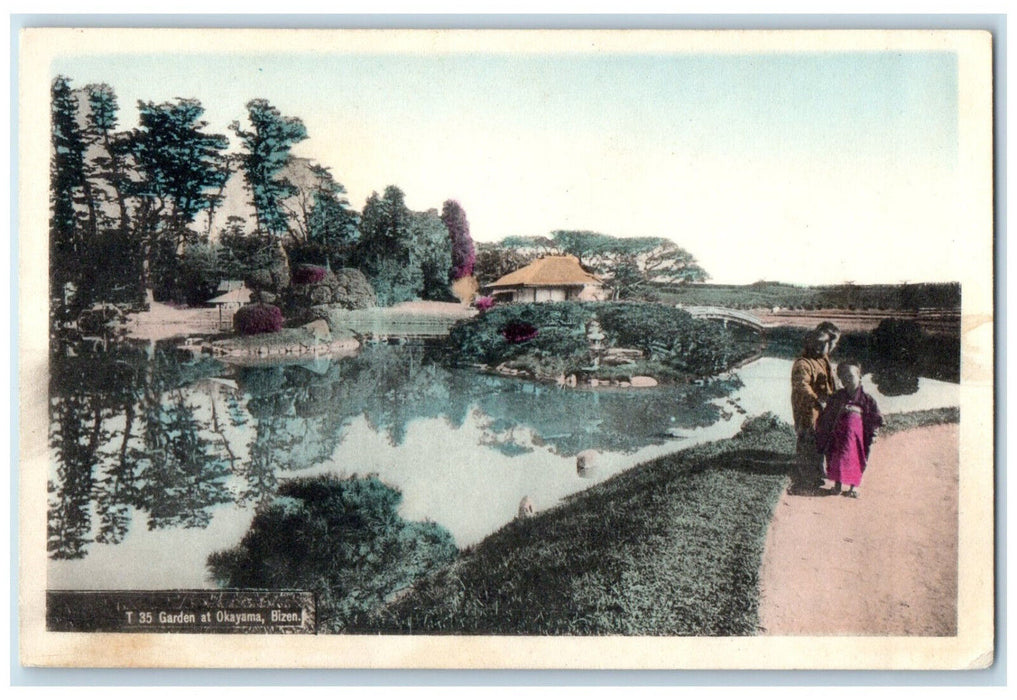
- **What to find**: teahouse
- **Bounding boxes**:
[486,255,606,303]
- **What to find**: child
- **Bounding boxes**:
[815,360,884,498]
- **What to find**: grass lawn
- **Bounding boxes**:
[363,414,796,636]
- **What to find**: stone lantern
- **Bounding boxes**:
[586,319,606,368]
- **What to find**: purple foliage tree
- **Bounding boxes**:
[441,199,475,280]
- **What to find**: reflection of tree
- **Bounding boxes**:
[48,338,236,557]
[340,345,453,447]
[236,364,345,503]
[92,398,140,545]
[137,390,232,529]
[870,367,920,397]
[48,340,141,557]
[49,337,746,561]
[474,376,743,456]
[48,390,102,558]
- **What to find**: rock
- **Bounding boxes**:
[258,292,278,304]
[630,376,658,387]
[576,449,600,478]
[332,268,377,309]
[602,347,643,366]
[246,268,273,292]
[309,285,333,305]
[517,496,535,519]
[303,319,332,340]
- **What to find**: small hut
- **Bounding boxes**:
[486,255,606,303]
[208,283,253,327]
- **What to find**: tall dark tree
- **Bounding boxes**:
[356,186,420,305]
[49,76,89,313]
[440,199,475,280]
[409,209,453,301]
[126,98,229,297]
[84,83,131,235]
[231,99,308,239]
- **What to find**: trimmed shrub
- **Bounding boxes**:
[234,303,284,335]
[501,321,538,344]
[293,264,327,285]
[207,475,457,633]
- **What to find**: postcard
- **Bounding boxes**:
[17,27,994,669]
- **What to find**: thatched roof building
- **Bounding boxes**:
[486,255,606,303]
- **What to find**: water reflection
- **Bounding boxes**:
[48,336,960,586]
[48,340,233,559]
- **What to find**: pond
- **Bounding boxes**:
[47,338,960,590]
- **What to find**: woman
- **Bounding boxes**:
[789,330,837,493]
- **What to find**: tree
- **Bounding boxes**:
[84,83,131,236]
[440,199,475,280]
[126,98,229,297]
[356,186,420,305]
[473,242,534,287]
[495,231,708,300]
[231,99,308,238]
[410,209,454,301]
[50,76,89,312]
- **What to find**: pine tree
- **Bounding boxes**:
[231,99,308,239]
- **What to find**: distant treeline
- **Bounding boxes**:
[659,281,961,312]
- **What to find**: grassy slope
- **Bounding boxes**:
[363,408,960,637]
[364,416,796,636]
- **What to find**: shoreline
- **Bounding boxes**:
[358,408,959,635]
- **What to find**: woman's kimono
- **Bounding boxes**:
[815,386,884,487]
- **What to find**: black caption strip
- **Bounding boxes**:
[47,590,316,634]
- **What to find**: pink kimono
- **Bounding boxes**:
[815,386,884,487]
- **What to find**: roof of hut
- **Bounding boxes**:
[487,255,603,289]
[208,286,253,305]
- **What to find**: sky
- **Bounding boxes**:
[51,46,966,285]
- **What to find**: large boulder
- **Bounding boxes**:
[285,267,377,311]
[245,242,292,300]
[331,268,377,310]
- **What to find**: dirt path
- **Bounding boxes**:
[124,301,223,341]
[757,423,958,635]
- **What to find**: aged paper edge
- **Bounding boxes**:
[17,27,996,670]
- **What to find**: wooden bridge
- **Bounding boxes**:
[680,305,773,332]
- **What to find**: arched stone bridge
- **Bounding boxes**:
[679,305,773,332]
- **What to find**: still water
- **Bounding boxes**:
[48,340,959,590]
